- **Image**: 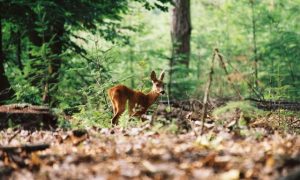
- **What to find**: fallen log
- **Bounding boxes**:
[0,104,57,130]
[249,98,300,111]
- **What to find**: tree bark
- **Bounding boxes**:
[0,17,14,104]
[15,29,23,71]
[171,0,191,67]
[169,0,191,97]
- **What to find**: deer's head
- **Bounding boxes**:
[150,70,165,95]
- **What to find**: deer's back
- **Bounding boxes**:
[109,85,139,99]
[108,85,147,104]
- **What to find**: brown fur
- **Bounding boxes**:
[108,71,165,125]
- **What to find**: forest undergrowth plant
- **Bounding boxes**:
[67,47,119,128]
[69,78,114,128]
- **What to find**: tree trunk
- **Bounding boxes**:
[250,0,258,88]
[169,0,191,97]
[171,0,191,67]
[0,17,14,104]
[129,47,135,88]
[15,29,23,71]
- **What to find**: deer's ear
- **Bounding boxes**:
[159,71,165,81]
[150,71,157,81]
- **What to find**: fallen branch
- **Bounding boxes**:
[0,104,57,130]
[0,144,50,153]
[248,98,300,111]
[8,129,21,143]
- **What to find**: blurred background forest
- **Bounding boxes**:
[0,0,299,126]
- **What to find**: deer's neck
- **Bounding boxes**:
[146,91,160,106]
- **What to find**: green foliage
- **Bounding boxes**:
[0,0,171,105]
[61,47,118,128]
[190,0,300,100]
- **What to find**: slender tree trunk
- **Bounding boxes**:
[201,49,217,134]
[168,51,174,96]
[0,17,14,103]
[129,47,134,88]
[171,0,191,67]
[16,29,23,71]
[250,0,258,88]
[197,51,201,80]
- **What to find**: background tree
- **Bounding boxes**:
[169,0,191,97]
[171,0,191,67]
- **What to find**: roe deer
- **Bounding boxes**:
[108,70,165,125]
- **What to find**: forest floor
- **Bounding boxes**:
[1,117,300,180]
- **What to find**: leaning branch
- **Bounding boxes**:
[201,49,217,134]
[215,49,243,100]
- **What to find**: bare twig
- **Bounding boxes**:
[201,49,217,134]
[8,129,21,143]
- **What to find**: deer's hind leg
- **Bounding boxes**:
[108,90,117,115]
[110,90,126,125]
